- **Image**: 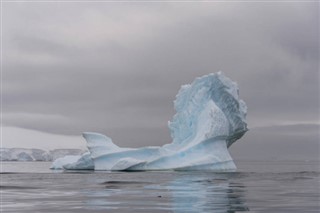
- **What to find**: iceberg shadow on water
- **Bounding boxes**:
[51,72,248,171]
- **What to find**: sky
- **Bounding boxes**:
[2,1,319,160]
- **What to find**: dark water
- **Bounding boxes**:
[1,160,319,212]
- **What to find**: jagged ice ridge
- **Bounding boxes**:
[51,72,248,171]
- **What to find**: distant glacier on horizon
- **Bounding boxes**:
[0,148,85,162]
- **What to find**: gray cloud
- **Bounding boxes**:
[230,124,319,161]
[3,2,319,158]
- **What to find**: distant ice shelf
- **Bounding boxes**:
[0,148,84,162]
[51,72,248,171]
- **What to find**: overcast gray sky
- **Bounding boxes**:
[2,1,319,160]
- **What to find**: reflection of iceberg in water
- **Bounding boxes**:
[82,172,249,212]
[167,173,250,213]
[52,72,248,171]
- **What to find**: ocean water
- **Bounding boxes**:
[1,160,319,213]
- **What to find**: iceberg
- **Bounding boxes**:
[51,72,248,171]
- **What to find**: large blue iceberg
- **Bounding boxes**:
[51,72,248,171]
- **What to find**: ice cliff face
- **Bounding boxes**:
[51,72,248,171]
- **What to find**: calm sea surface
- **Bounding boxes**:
[1,160,319,213]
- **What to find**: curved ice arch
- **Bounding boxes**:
[81,72,247,171]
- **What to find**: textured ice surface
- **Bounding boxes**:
[50,155,81,169]
[50,152,94,170]
[51,72,247,171]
